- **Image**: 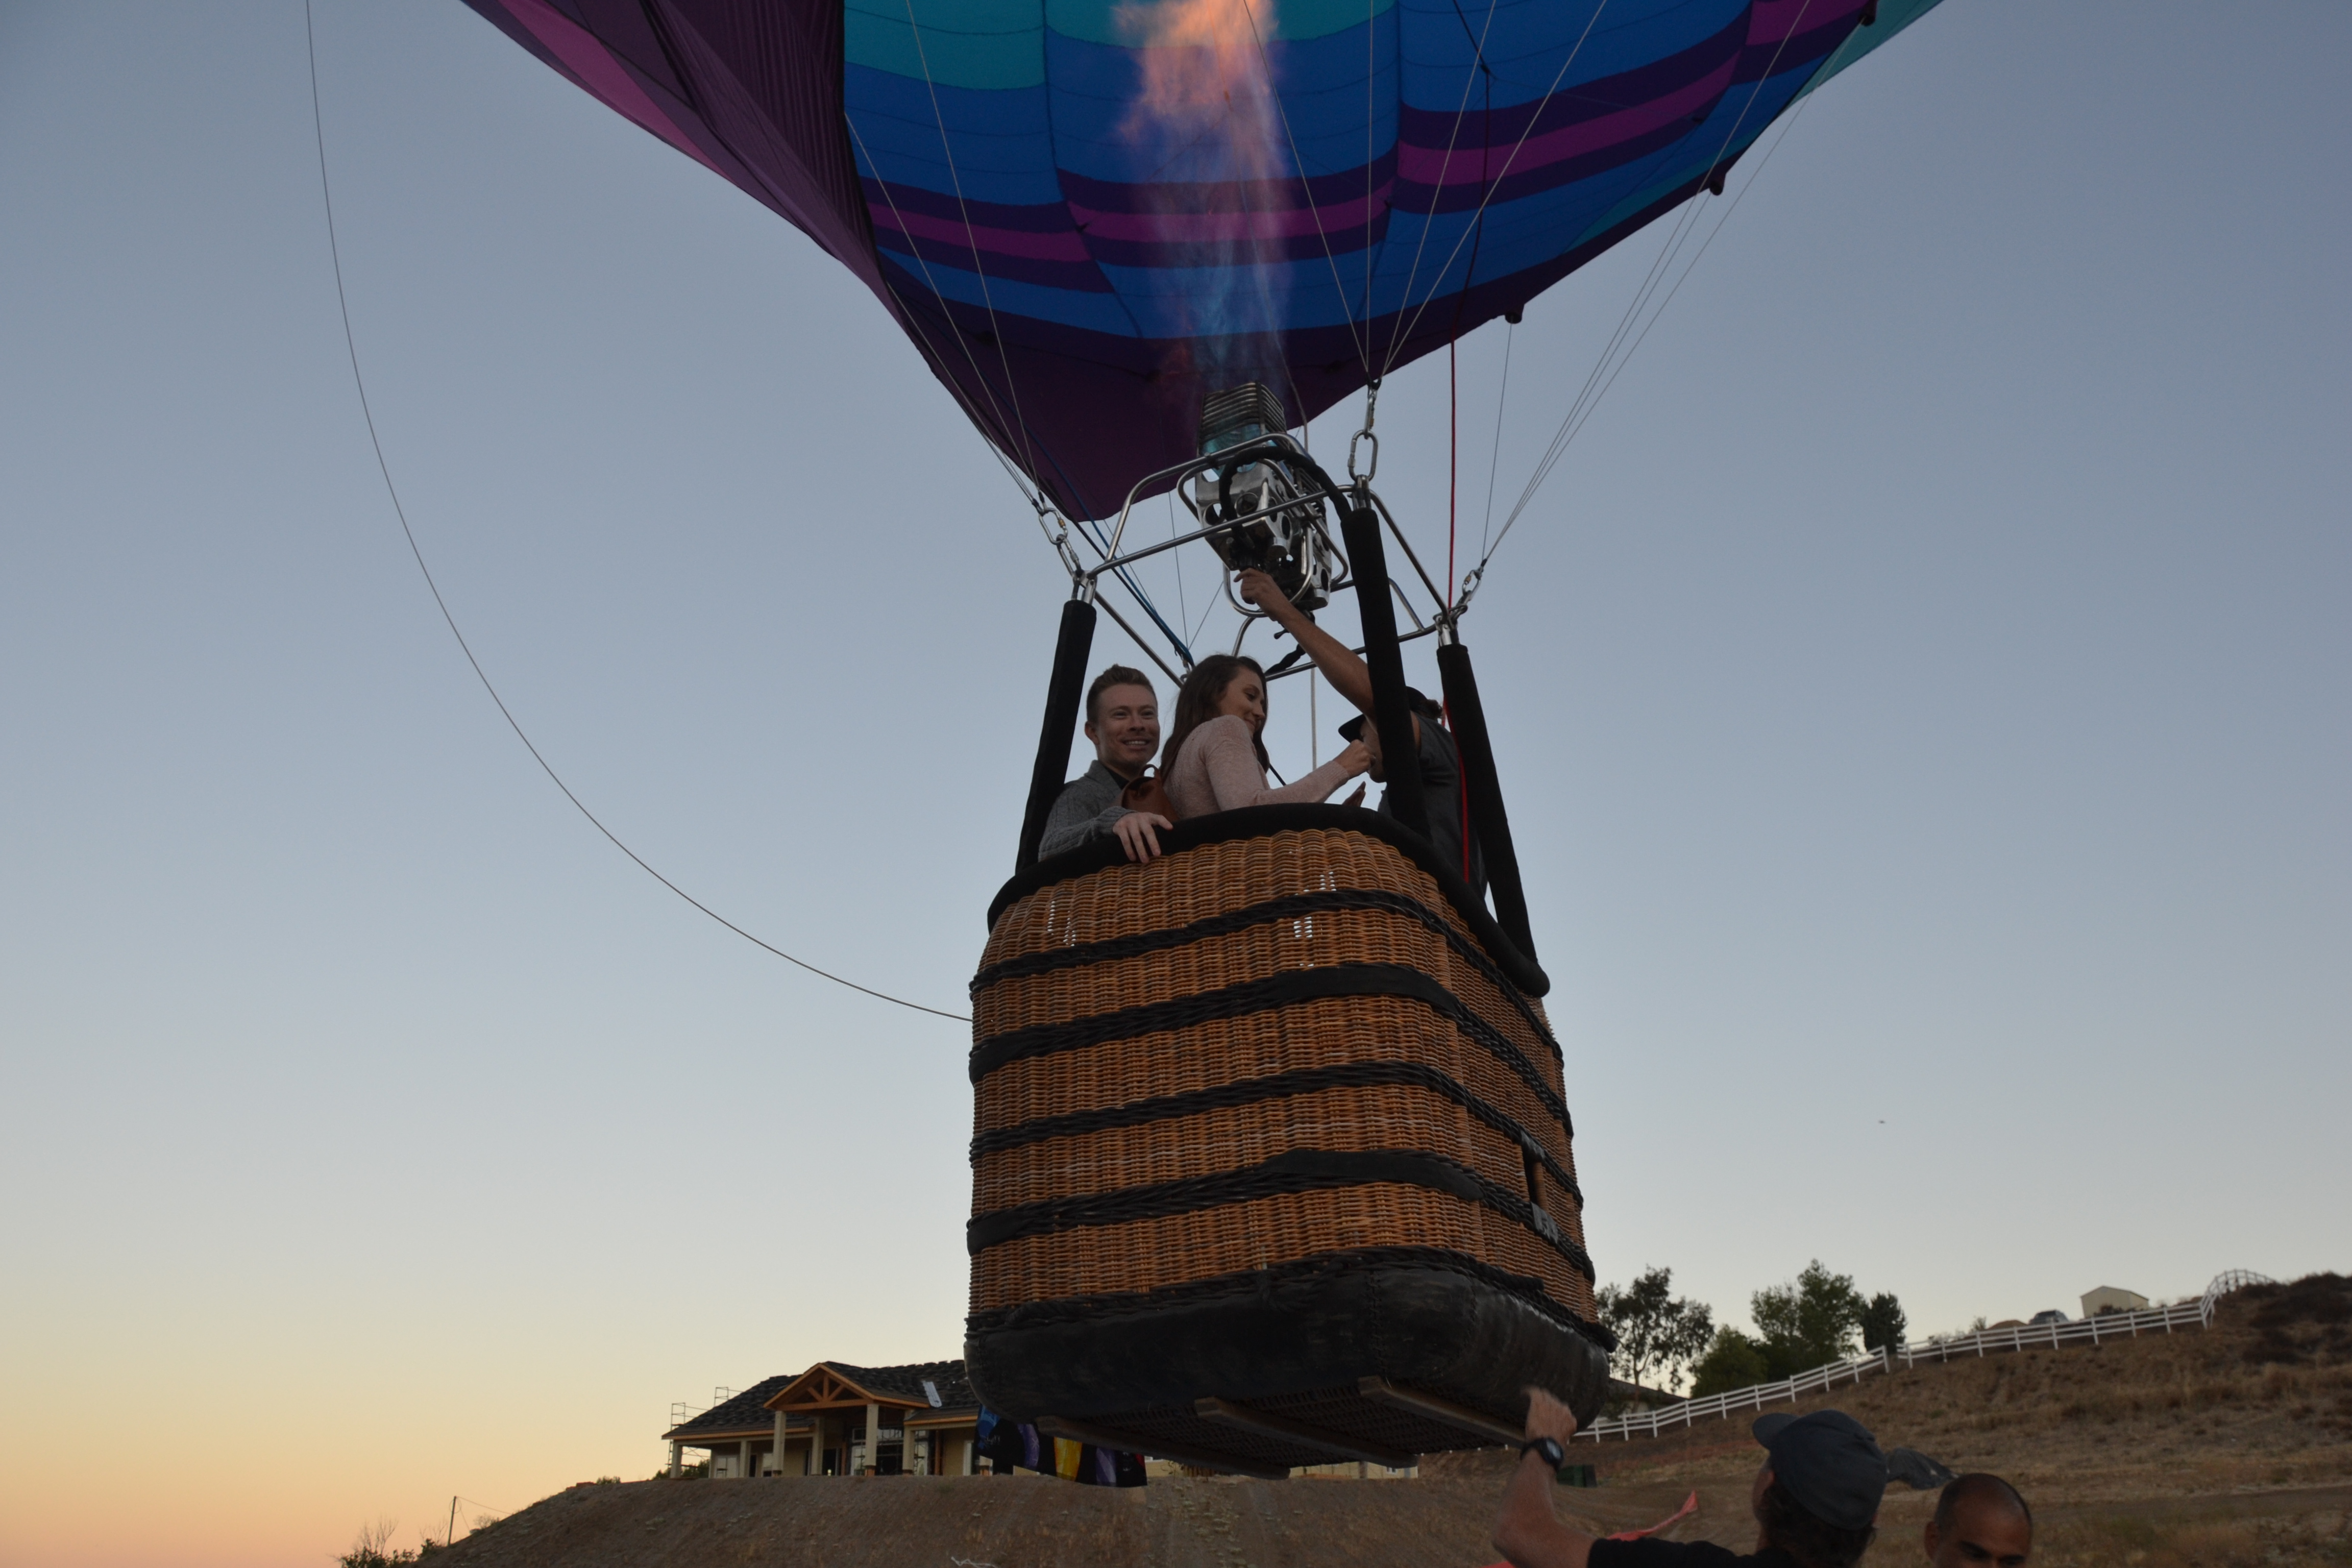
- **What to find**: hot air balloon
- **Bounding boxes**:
[464,0,1943,1474]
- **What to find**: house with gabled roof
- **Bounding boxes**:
[662,1360,981,1479]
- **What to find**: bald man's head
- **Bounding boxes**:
[1925,1475,2032,1567]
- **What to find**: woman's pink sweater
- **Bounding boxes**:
[1165,714,1356,819]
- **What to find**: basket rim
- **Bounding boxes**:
[986,804,1549,997]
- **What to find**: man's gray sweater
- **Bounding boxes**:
[1037,760,1133,860]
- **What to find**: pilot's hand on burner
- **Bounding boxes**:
[1237,568,1294,620]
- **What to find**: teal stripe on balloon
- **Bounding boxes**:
[1798,0,1945,97]
[848,0,1046,87]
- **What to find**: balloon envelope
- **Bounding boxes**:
[463,0,1940,519]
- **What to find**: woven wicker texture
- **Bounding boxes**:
[974,994,1571,1174]
[978,1082,1498,1210]
[975,904,1562,1102]
[984,831,1550,1031]
[970,1182,1594,1316]
[970,827,1596,1330]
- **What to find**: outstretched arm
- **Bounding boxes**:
[1196,718,1367,811]
[1238,568,1374,716]
[1493,1389,1598,1568]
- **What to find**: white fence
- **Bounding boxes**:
[1577,1349,1896,1442]
[1576,1269,2274,1443]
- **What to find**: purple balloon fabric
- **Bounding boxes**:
[460,0,1938,520]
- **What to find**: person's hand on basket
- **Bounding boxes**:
[1112,810,1170,863]
[1492,1386,1589,1568]
[1522,1385,1580,1447]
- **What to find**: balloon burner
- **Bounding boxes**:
[1192,382,1331,612]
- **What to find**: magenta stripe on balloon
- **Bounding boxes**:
[1065,189,1385,244]
[1395,64,1732,187]
[871,205,1097,262]
[497,0,721,177]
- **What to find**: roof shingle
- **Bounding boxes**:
[664,1376,795,1440]
[661,1360,977,1441]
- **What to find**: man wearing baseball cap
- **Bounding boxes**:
[1494,1388,1886,1568]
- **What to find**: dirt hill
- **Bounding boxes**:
[431,1276,2350,1568]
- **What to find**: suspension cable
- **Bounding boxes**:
[1463,15,1825,604]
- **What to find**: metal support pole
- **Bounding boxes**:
[1338,496,1428,839]
[1015,596,1099,868]
[1435,635,1536,957]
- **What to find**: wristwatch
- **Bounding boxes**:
[1521,1435,1566,1471]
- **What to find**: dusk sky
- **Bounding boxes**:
[2,4,2345,1565]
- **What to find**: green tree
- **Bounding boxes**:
[1859,1291,1907,1353]
[1750,1260,1866,1378]
[1596,1266,1717,1393]
[1688,1328,1770,1397]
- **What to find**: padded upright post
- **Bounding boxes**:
[1337,500,1428,839]
[1436,639,1536,960]
[1016,597,1098,868]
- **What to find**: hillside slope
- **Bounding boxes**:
[432,1277,2350,1568]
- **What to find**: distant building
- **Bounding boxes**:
[663,1361,981,1479]
[2081,1286,2149,1318]
[662,1360,1422,1482]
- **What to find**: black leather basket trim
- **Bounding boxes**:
[966,1244,1617,1353]
[967,963,1572,1138]
[965,1147,1595,1281]
[969,1058,1580,1203]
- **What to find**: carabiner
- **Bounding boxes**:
[1346,378,1381,481]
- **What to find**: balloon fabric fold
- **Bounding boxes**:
[462,0,1940,520]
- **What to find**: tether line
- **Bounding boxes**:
[303,0,968,1024]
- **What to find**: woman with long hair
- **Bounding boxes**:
[1161,653,1370,821]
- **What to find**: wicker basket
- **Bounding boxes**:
[965,804,1611,1473]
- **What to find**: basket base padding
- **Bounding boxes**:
[965,1255,1610,1460]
